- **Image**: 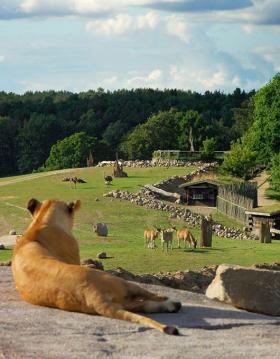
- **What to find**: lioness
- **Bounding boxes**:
[12,198,181,335]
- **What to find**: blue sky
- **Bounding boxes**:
[0,0,279,93]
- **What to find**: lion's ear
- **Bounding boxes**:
[27,198,41,215]
[67,200,81,213]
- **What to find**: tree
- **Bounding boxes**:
[76,109,104,138]
[270,153,280,191]
[0,87,254,175]
[221,139,257,180]
[247,73,280,164]
[232,98,255,138]
[177,110,208,151]
[120,110,179,160]
[201,138,216,161]
[0,117,18,176]
[45,132,96,170]
[102,120,127,151]
[17,114,62,173]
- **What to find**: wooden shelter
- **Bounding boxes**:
[245,210,280,240]
[179,180,218,206]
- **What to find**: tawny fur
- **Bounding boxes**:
[160,227,176,252]
[176,228,197,249]
[12,199,181,335]
[144,229,160,249]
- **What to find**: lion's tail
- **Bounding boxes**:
[94,302,179,335]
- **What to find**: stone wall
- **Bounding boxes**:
[103,162,257,240]
[97,159,210,168]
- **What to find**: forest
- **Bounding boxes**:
[0,87,254,176]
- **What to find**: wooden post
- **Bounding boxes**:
[200,217,212,247]
[259,222,271,243]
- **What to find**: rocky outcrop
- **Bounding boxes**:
[107,266,217,294]
[2,266,280,359]
[206,264,280,316]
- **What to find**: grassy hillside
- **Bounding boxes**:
[0,166,280,273]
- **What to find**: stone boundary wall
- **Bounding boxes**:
[103,163,257,240]
[97,159,209,168]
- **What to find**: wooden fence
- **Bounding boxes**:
[152,150,227,161]
[217,182,258,223]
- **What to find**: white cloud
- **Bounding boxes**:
[254,46,280,71]
[18,0,156,17]
[0,0,278,31]
[241,24,255,34]
[0,55,5,62]
[166,15,190,43]
[168,48,268,92]
[103,75,118,86]
[20,0,70,15]
[86,11,159,36]
[86,14,133,35]
[137,11,159,29]
[126,69,163,88]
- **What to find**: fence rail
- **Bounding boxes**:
[217,182,258,223]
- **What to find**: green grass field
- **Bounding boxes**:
[1,166,280,273]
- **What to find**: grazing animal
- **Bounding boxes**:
[12,198,181,335]
[69,177,78,189]
[104,172,113,185]
[144,228,160,249]
[177,228,197,249]
[160,227,176,252]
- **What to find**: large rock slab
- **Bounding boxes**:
[206,264,280,316]
[0,234,17,247]
[1,267,280,359]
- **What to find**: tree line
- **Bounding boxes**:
[222,73,280,190]
[0,87,254,176]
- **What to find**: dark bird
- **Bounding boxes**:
[104,173,113,185]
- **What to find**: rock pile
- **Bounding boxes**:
[103,162,257,240]
[104,191,257,240]
[97,159,213,168]
[107,266,217,294]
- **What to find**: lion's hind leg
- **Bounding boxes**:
[125,281,181,312]
[124,297,181,314]
[125,281,169,301]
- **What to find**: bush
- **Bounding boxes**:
[201,138,216,160]
[221,139,257,180]
[45,132,96,170]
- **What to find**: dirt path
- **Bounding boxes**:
[253,172,278,207]
[0,168,83,187]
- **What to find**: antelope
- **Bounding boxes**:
[176,228,197,249]
[160,227,176,252]
[144,228,160,249]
